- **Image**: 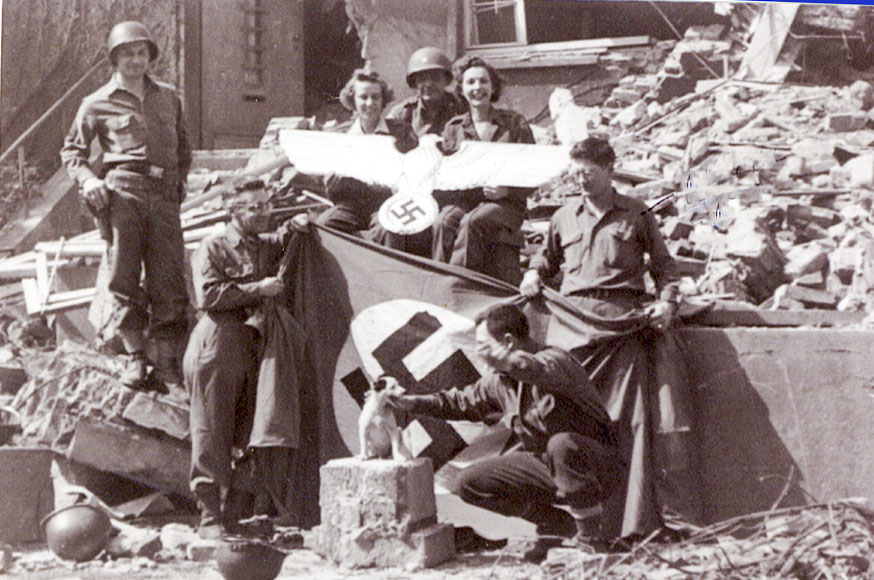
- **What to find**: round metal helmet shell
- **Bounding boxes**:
[107,21,158,62]
[215,539,286,580]
[41,504,112,562]
[406,47,452,87]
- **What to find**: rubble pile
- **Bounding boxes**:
[10,341,133,447]
[530,21,874,312]
[544,498,874,580]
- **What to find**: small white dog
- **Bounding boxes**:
[358,376,413,461]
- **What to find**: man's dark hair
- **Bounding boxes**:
[475,303,529,341]
[221,177,267,206]
[452,55,503,103]
[570,137,616,168]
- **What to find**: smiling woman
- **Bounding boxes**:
[431,54,535,285]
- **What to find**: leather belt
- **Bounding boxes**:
[106,161,166,180]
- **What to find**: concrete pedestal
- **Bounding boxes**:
[308,457,455,569]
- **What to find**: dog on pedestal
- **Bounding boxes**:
[358,375,412,461]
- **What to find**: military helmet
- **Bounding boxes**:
[107,21,159,63]
[405,47,452,88]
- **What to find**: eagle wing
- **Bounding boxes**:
[280,129,572,193]
[433,141,572,190]
[279,129,405,187]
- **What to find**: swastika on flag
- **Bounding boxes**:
[339,300,495,469]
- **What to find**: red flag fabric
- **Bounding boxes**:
[289,225,702,538]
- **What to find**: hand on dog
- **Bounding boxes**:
[380,377,411,411]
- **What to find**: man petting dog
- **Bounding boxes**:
[385,304,622,563]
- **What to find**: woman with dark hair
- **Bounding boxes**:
[316,69,417,233]
[433,55,535,285]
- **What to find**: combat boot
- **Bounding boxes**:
[154,336,187,401]
[119,351,149,389]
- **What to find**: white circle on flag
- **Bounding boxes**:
[378,194,439,235]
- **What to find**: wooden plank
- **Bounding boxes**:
[21,281,96,315]
[180,151,290,212]
[0,259,70,281]
[770,189,851,197]
[33,241,107,258]
[472,35,651,57]
[190,148,259,171]
[487,53,601,70]
[684,307,864,328]
[21,278,41,314]
[737,3,800,81]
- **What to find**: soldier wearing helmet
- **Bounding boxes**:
[374,47,465,257]
[61,21,191,394]
[385,46,465,138]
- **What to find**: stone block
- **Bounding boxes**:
[825,113,867,133]
[793,270,825,289]
[654,129,690,149]
[830,246,861,280]
[687,133,711,165]
[611,100,647,129]
[105,522,161,558]
[121,392,189,441]
[413,523,455,569]
[0,364,27,395]
[845,154,874,188]
[847,80,874,110]
[311,457,453,569]
[186,540,218,562]
[786,204,840,229]
[784,242,829,278]
[159,523,199,555]
[663,217,695,240]
[781,284,839,308]
[67,419,191,497]
[0,448,55,543]
[318,457,436,531]
[610,87,643,106]
[631,179,676,200]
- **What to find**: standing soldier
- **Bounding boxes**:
[184,178,309,538]
[61,21,191,391]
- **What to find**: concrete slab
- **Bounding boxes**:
[0,447,55,543]
[67,419,191,497]
[679,328,874,524]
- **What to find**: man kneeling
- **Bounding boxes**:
[386,304,622,562]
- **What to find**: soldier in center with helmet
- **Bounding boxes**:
[371,47,465,257]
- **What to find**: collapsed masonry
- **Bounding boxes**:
[1,1,874,531]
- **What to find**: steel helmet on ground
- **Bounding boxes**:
[405,47,452,87]
[107,21,159,63]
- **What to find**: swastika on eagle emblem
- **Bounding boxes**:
[378,194,439,235]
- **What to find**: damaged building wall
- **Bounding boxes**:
[0,0,183,159]
[344,0,456,103]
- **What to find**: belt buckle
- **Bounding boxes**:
[147,165,164,180]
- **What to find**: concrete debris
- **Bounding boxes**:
[544,498,874,580]
[531,29,874,311]
[0,8,872,576]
